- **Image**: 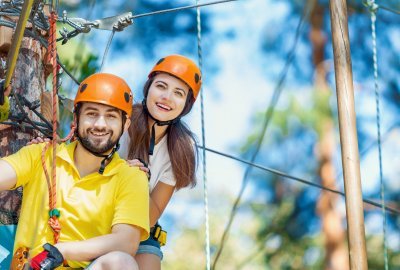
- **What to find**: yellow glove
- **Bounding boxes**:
[0,96,9,122]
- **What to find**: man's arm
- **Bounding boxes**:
[54,223,141,262]
[0,160,17,191]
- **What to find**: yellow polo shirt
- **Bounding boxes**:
[2,141,149,268]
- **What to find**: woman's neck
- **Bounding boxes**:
[148,119,168,144]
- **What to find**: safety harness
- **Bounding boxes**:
[150,223,167,247]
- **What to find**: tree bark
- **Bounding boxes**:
[0,37,46,225]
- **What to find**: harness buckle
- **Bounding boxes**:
[152,224,167,246]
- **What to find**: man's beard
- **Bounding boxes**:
[78,129,118,155]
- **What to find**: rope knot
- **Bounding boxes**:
[48,215,61,243]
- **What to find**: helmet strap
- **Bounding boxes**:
[142,99,180,155]
[98,143,120,174]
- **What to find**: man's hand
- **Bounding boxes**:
[30,243,64,270]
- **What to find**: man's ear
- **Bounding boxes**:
[123,116,131,131]
[73,113,78,128]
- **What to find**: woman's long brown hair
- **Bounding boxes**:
[127,77,198,190]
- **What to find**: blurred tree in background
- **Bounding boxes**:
[55,0,400,269]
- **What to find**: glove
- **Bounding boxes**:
[30,243,64,270]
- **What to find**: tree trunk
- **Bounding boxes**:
[309,2,349,270]
[0,36,46,225]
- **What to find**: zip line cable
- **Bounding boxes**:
[129,0,238,20]
[366,1,389,269]
[57,58,80,85]
[376,1,400,15]
[195,1,211,269]
[99,30,115,72]
[198,145,400,215]
[68,0,97,86]
[53,0,238,45]
[212,1,313,267]
[0,0,238,136]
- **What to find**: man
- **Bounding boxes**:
[0,73,149,269]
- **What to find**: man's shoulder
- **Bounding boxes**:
[13,142,47,156]
[113,161,148,182]
[115,161,143,176]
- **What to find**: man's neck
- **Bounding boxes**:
[74,143,112,177]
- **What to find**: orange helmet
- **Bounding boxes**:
[74,73,133,117]
[149,55,202,100]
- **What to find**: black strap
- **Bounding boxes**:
[142,98,180,156]
[98,143,120,174]
[149,122,156,155]
[136,157,151,180]
[78,136,120,175]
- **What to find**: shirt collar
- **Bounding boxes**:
[56,141,125,176]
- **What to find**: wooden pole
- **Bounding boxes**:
[328,0,368,269]
[4,0,34,88]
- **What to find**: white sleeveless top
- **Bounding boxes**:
[119,132,176,192]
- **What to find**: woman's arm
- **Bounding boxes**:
[149,182,175,227]
[125,159,175,226]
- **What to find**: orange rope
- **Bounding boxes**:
[41,11,61,243]
[41,12,78,244]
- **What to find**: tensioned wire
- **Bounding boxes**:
[366,1,388,269]
[100,30,115,72]
[129,0,238,20]
[195,1,211,270]
[197,145,400,216]
[376,1,400,15]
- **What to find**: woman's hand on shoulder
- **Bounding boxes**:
[126,159,150,178]
[26,137,49,146]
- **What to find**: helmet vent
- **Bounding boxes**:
[194,73,200,83]
[79,83,88,93]
[156,58,165,65]
[124,92,131,103]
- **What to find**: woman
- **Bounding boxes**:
[119,54,202,269]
